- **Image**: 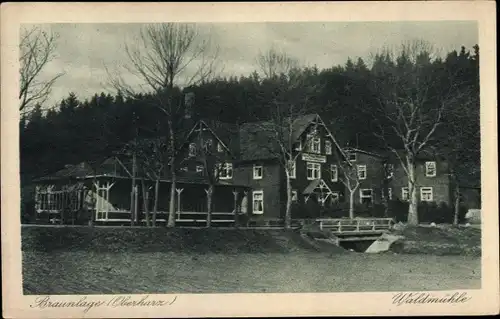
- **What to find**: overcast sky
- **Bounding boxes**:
[35,21,478,106]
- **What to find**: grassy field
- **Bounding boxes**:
[23,251,480,294]
[21,225,481,294]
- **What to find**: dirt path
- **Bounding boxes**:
[23,251,480,294]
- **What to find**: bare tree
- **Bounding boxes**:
[253,49,326,228]
[107,23,220,227]
[334,151,360,219]
[188,126,226,227]
[256,46,299,79]
[135,137,169,227]
[19,26,64,113]
[369,40,469,225]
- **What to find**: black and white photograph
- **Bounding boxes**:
[2,2,498,318]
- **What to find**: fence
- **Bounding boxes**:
[316,217,394,234]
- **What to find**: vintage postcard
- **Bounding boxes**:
[1,1,498,318]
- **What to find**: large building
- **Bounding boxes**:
[32,113,480,225]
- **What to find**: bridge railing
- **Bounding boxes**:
[316,218,394,233]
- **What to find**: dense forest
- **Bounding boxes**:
[20,44,480,202]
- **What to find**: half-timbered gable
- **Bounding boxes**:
[178,120,238,180]
[232,114,347,219]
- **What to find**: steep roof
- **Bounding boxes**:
[237,113,345,162]
[238,121,280,161]
[200,120,240,157]
[188,114,332,162]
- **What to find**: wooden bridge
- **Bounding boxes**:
[316,217,394,234]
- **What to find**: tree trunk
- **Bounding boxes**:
[206,185,214,228]
[89,177,97,227]
[349,190,355,219]
[167,174,176,228]
[167,121,177,228]
[407,157,419,225]
[153,178,159,227]
[285,175,292,229]
[233,191,239,228]
[141,179,150,227]
[134,185,139,225]
[382,181,389,218]
[130,152,137,227]
[453,183,460,226]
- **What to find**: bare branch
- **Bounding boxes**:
[19,26,65,112]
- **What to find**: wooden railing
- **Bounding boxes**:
[316,218,394,234]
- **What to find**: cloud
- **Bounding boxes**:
[37,21,478,106]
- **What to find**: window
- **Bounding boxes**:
[425,161,436,177]
[357,165,367,180]
[420,187,434,202]
[311,137,321,154]
[203,138,213,150]
[219,162,233,179]
[385,163,394,179]
[360,189,373,204]
[217,142,224,153]
[288,160,296,179]
[381,187,393,200]
[188,143,197,157]
[325,140,332,155]
[348,152,357,162]
[252,191,264,214]
[307,162,321,180]
[330,164,338,182]
[196,165,204,173]
[253,164,263,179]
[291,190,298,202]
[401,187,409,201]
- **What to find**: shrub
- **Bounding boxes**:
[387,200,409,222]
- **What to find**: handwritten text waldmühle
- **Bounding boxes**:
[392,292,471,306]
